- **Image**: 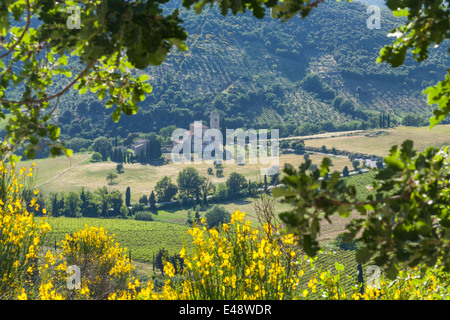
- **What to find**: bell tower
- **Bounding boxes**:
[210,112,220,130]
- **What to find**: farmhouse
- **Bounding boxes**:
[132,138,148,156]
[173,112,221,151]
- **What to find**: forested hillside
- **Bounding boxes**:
[8,0,449,158]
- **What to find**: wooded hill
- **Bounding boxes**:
[6,0,450,158]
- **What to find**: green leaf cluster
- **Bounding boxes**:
[275,140,450,279]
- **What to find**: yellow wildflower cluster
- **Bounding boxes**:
[311,261,350,300]
[353,263,450,300]
[3,160,450,300]
[57,225,135,300]
[352,285,384,300]
[136,210,306,300]
[12,221,136,300]
[0,162,51,299]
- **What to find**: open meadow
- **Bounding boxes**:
[303,125,450,157]
[25,152,353,202]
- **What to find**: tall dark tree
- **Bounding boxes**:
[80,188,88,212]
[79,189,99,217]
[357,263,365,295]
[152,138,162,161]
[149,190,157,211]
[50,193,60,217]
[125,187,131,207]
[221,117,226,160]
[343,166,349,177]
[145,134,163,162]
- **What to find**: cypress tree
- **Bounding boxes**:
[125,187,131,207]
[357,263,365,295]
[51,193,59,217]
[220,117,226,143]
[149,190,156,211]
[146,141,151,163]
[153,139,162,160]
[80,188,87,214]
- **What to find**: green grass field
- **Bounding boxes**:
[18,153,92,187]
[29,152,353,202]
[44,216,191,264]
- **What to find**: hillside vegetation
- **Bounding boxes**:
[8,0,449,160]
